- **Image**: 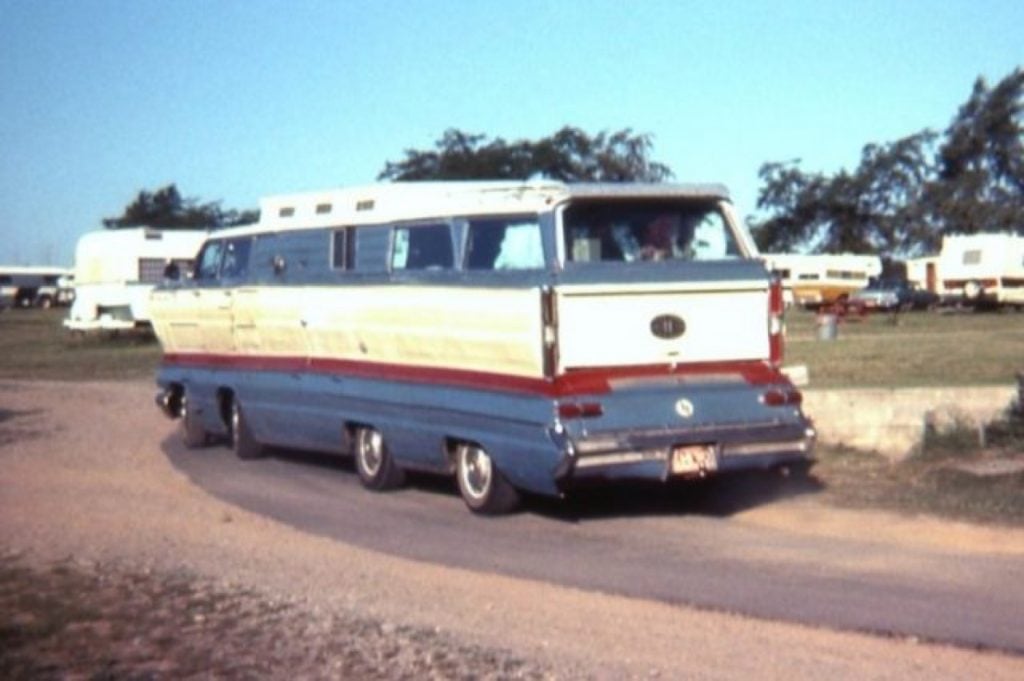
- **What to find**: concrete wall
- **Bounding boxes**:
[802,385,1019,460]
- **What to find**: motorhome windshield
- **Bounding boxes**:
[562,199,741,264]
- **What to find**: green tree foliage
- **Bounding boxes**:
[751,68,1022,255]
[103,184,258,230]
[927,69,1024,236]
[378,126,673,182]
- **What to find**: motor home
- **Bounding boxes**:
[0,266,74,309]
[65,227,208,332]
[761,253,882,309]
[150,182,814,514]
[936,233,1024,307]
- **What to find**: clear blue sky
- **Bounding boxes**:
[1,0,1021,266]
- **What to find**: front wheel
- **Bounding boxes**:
[230,398,264,460]
[354,426,405,491]
[178,390,208,449]
[455,443,520,515]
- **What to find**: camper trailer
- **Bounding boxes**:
[65,227,208,332]
[905,255,940,294]
[936,233,1024,307]
[761,253,882,309]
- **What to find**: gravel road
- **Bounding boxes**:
[2,379,1023,679]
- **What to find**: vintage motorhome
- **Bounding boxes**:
[0,266,74,309]
[935,233,1024,307]
[65,227,208,332]
[761,253,882,309]
[151,182,814,514]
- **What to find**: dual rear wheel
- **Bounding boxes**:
[353,427,520,514]
[454,443,520,515]
[177,388,262,460]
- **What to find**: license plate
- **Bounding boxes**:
[670,444,718,476]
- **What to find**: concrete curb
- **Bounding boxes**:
[802,385,1019,461]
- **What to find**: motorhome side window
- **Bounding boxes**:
[194,240,224,281]
[465,217,544,270]
[391,223,454,271]
[221,238,252,280]
[332,228,354,270]
[562,200,741,263]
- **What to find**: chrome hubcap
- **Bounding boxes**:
[359,430,383,476]
[461,446,492,500]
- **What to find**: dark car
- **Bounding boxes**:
[850,278,939,311]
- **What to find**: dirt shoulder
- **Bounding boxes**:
[2,379,1023,679]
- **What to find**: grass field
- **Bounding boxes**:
[784,307,1023,388]
[0,308,160,381]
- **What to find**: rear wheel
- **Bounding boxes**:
[178,390,208,448]
[455,443,520,515]
[230,398,264,460]
[354,426,405,490]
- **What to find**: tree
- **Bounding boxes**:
[926,68,1024,235]
[751,68,1023,255]
[378,126,673,182]
[103,184,258,230]
[751,132,937,255]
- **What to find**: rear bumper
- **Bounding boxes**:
[553,419,815,485]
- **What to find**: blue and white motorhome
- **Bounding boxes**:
[151,181,814,514]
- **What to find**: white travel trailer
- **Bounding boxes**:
[904,255,940,293]
[65,227,208,332]
[937,233,1024,307]
[761,253,882,309]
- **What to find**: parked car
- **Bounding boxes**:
[850,278,939,311]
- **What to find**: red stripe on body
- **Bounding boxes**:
[161,352,785,397]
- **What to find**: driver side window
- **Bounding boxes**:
[194,241,224,282]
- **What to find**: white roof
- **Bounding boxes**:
[0,265,73,276]
[220,181,732,237]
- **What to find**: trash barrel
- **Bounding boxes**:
[816,313,838,341]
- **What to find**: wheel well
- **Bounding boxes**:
[216,388,235,428]
[445,437,481,472]
[342,421,367,453]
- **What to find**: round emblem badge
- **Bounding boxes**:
[674,398,695,418]
[650,314,686,340]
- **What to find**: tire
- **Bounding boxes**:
[178,391,208,449]
[455,442,520,515]
[354,426,405,491]
[230,398,264,460]
[963,280,983,301]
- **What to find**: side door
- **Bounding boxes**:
[159,239,234,354]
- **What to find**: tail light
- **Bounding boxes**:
[769,276,785,366]
[558,402,604,419]
[761,387,802,406]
